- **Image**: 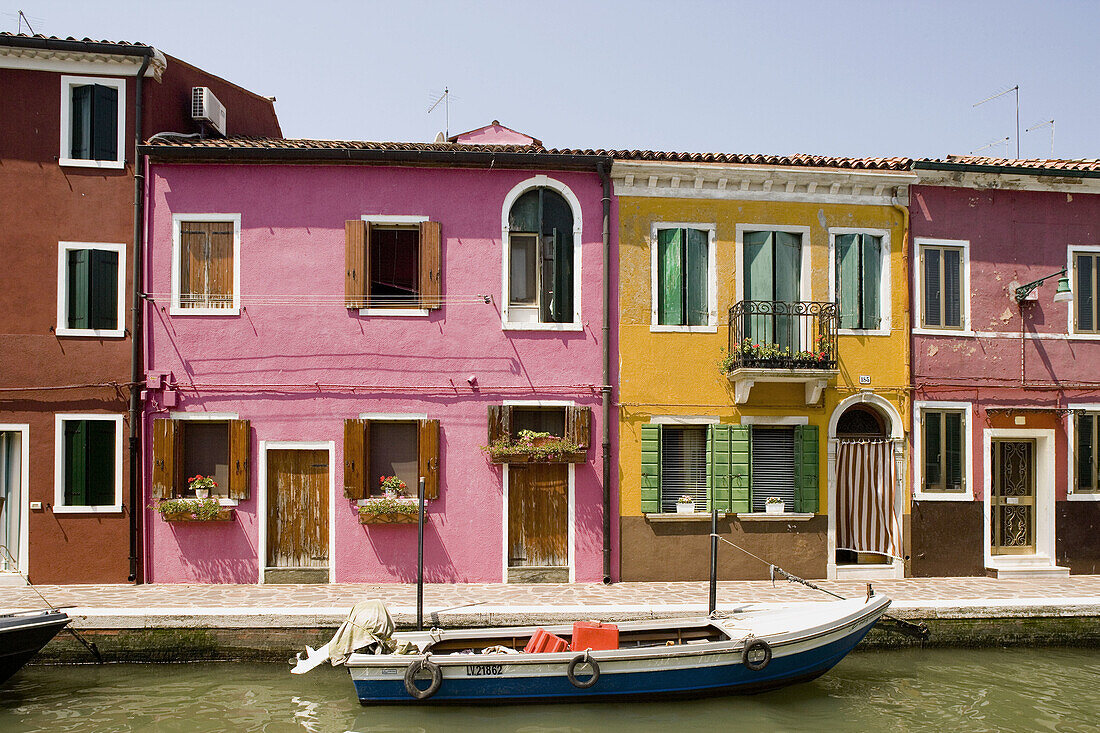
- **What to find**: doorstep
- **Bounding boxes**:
[986,555,1070,579]
[833,562,904,580]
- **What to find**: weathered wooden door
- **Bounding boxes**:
[990,440,1035,555]
[266,449,329,572]
[508,463,568,569]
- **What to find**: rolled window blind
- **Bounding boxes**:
[750,427,795,511]
[660,426,707,512]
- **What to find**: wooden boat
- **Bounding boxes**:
[345,594,890,704]
[0,609,70,684]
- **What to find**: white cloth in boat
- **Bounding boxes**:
[291,599,395,674]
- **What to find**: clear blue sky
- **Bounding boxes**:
[9,0,1098,159]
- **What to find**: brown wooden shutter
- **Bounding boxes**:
[419,419,440,500]
[209,224,234,307]
[565,406,592,449]
[345,220,368,308]
[228,419,251,501]
[343,418,369,499]
[488,405,512,445]
[151,418,180,499]
[419,221,442,310]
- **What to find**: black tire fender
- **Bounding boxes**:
[566,653,600,689]
[742,638,772,671]
[403,658,443,700]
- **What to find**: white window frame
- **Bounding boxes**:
[1066,404,1100,501]
[53,413,124,513]
[913,238,972,336]
[55,241,127,338]
[1066,245,1100,339]
[500,176,584,331]
[170,214,242,316]
[650,222,717,333]
[912,400,974,501]
[733,224,812,304]
[58,75,126,170]
[358,215,431,317]
[167,411,241,506]
[827,227,891,336]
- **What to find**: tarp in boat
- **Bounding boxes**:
[291,599,395,674]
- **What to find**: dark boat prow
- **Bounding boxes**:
[0,609,71,685]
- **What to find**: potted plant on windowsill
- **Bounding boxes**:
[481,430,585,464]
[765,497,785,515]
[187,474,217,499]
[358,476,422,524]
[154,497,233,522]
[676,495,696,514]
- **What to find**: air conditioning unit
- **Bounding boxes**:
[191,87,226,136]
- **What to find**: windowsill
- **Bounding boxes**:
[359,308,429,317]
[169,306,241,317]
[1067,493,1100,502]
[912,327,975,337]
[52,505,123,514]
[736,512,814,522]
[55,327,125,338]
[645,512,727,522]
[59,157,125,170]
[502,321,584,332]
[913,492,974,502]
[170,497,238,506]
[650,324,719,333]
[838,328,890,337]
[1065,332,1100,341]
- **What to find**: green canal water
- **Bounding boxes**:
[2,648,1098,732]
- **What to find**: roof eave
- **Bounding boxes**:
[914,160,1100,180]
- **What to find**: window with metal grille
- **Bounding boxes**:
[921,245,963,329]
[659,426,707,512]
[750,427,795,511]
[1075,413,1100,492]
[922,409,965,492]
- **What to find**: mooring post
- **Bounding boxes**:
[417,476,425,631]
[709,503,718,615]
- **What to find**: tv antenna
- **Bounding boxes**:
[973,84,1019,158]
[970,136,1011,157]
[1026,119,1055,157]
[428,87,454,140]
[7,9,40,33]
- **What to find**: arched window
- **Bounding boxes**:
[507,187,574,324]
[836,405,887,438]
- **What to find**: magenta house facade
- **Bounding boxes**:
[139,134,615,584]
[908,158,1100,577]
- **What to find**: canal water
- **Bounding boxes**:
[2,648,1097,732]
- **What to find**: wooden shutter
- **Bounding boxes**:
[487,405,512,445]
[228,419,251,501]
[685,228,708,327]
[658,228,683,326]
[92,84,118,161]
[418,419,440,500]
[707,424,732,512]
[67,249,89,329]
[90,249,119,330]
[565,406,591,450]
[70,84,91,159]
[794,425,819,513]
[729,425,752,513]
[345,220,368,308]
[151,418,179,500]
[861,234,882,330]
[419,221,442,310]
[209,225,234,307]
[87,420,116,506]
[343,418,368,499]
[640,423,661,514]
[64,421,87,506]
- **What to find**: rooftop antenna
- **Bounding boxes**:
[1026,119,1055,158]
[17,9,37,33]
[973,84,1019,158]
[970,136,1011,157]
[428,87,451,140]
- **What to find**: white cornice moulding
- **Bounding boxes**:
[611,161,916,205]
[0,46,166,80]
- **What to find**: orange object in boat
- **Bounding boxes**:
[523,628,569,654]
[571,621,619,651]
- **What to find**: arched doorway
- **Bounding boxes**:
[832,400,903,571]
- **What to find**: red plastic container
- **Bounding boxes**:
[523,628,569,654]
[571,621,619,651]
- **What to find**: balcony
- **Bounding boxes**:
[723,300,839,404]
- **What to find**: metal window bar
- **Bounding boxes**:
[728,300,838,370]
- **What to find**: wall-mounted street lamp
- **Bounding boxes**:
[1015,268,1072,304]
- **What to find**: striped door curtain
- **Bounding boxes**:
[836,439,902,559]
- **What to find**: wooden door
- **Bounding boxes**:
[508,463,568,567]
[266,449,329,569]
[990,440,1035,555]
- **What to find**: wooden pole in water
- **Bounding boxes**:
[709,503,718,615]
[417,476,425,631]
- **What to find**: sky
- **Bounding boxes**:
[7,0,1099,160]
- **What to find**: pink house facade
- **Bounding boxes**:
[908,159,1100,577]
[140,137,615,584]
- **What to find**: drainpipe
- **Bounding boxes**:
[890,189,911,575]
[598,161,613,584]
[128,54,151,583]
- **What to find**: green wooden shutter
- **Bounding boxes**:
[945,412,963,490]
[92,84,118,161]
[90,249,119,330]
[707,424,733,512]
[658,228,683,326]
[70,85,91,159]
[86,420,116,506]
[924,411,941,489]
[861,235,882,330]
[923,248,941,327]
[64,421,87,506]
[67,249,90,329]
[835,234,859,329]
[1077,414,1095,491]
[729,425,751,512]
[640,424,661,514]
[685,228,708,326]
[794,425,819,513]
[943,248,962,328]
[551,228,574,323]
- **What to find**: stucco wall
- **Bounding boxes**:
[143,163,611,583]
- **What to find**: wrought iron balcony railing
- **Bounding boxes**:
[725,301,839,372]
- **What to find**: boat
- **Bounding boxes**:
[0,609,71,685]
[341,594,890,704]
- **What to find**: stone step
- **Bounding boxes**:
[988,564,1071,579]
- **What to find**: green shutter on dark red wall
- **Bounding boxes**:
[67,249,89,329]
[91,84,118,161]
[794,425,819,513]
[70,84,91,159]
[90,249,118,330]
[86,420,116,506]
[640,424,661,514]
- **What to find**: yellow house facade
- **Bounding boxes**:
[613,156,918,581]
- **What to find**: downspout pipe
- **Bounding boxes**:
[598,160,613,584]
[128,53,152,583]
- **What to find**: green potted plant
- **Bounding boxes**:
[765,496,785,515]
[187,474,218,499]
[676,494,696,514]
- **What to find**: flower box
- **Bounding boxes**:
[486,448,588,465]
[162,507,235,522]
[154,497,233,522]
[358,510,419,525]
[676,502,696,514]
[765,501,786,515]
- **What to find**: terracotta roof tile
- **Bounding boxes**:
[0,31,152,49]
[931,154,1100,173]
